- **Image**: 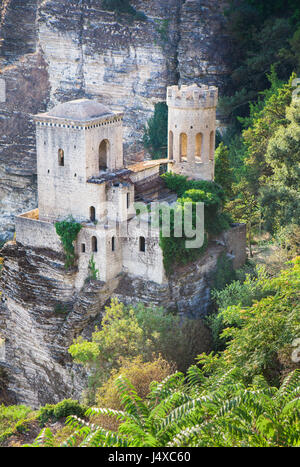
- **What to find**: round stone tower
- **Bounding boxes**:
[166,83,218,181]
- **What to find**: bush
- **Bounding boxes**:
[38,400,86,426]
[102,0,147,21]
[94,356,174,431]
[55,217,82,269]
[68,299,213,402]
[159,173,230,272]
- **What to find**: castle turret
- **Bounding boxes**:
[34,99,124,221]
[167,83,218,181]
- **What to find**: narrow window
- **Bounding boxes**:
[139,236,146,252]
[81,243,86,253]
[195,133,203,160]
[112,236,115,252]
[90,206,96,222]
[58,148,64,166]
[209,131,215,160]
[179,133,187,161]
[127,192,130,209]
[92,236,97,253]
[99,139,109,170]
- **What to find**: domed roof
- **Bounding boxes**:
[43,98,113,121]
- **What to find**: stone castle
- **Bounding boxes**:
[0,84,246,406]
[15,83,222,288]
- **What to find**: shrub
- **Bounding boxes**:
[159,173,230,272]
[55,217,82,269]
[38,400,86,426]
[94,356,174,431]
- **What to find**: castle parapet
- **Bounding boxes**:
[167,84,218,109]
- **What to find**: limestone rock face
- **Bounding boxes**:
[0,241,119,407]
[0,0,230,241]
[0,224,245,407]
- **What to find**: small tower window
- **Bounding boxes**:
[127,193,130,209]
[92,236,97,253]
[112,236,115,252]
[195,133,203,160]
[58,148,64,166]
[99,139,109,171]
[139,236,146,252]
[90,206,96,222]
[81,243,86,253]
[209,131,215,161]
[179,133,187,161]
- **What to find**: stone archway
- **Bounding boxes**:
[99,139,109,170]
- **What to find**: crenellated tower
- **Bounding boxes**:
[167,84,218,181]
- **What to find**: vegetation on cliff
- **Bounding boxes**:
[54,217,82,269]
[19,259,300,447]
[159,173,230,273]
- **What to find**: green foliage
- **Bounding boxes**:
[28,369,300,447]
[208,265,271,350]
[160,173,230,273]
[221,0,299,122]
[214,143,235,197]
[259,101,300,233]
[212,253,236,292]
[102,0,146,21]
[143,102,168,159]
[38,400,86,426]
[0,404,36,444]
[88,254,99,280]
[68,299,211,401]
[55,217,82,269]
[204,258,300,385]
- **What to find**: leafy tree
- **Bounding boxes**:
[55,217,82,269]
[94,356,174,431]
[143,102,168,159]
[68,299,211,400]
[259,102,300,233]
[214,143,235,198]
[226,177,260,257]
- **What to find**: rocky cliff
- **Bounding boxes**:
[0,0,230,241]
[0,224,245,407]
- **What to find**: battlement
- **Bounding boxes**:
[167,84,218,109]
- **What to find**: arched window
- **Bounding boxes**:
[90,206,96,222]
[112,236,115,252]
[99,139,109,170]
[209,131,215,161]
[139,236,146,252]
[179,133,187,161]
[195,133,203,160]
[58,148,64,166]
[91,236,97,253]
[168,130,174,160]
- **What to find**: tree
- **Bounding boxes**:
[214,143,235,198]
[259,102,300,233]
[143,102,168,159]
[226,177,260,257]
